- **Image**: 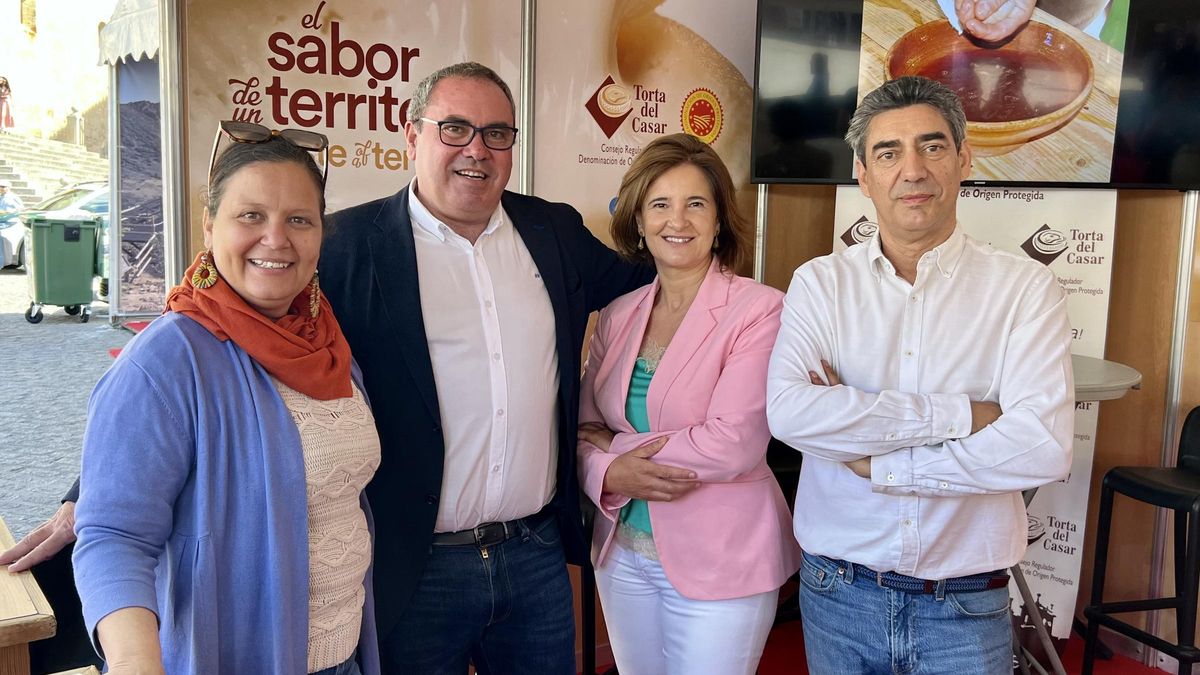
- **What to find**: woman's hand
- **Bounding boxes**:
[105,660,166,675]
[602,436,700,502]
[0,501,76,572]
[578,422,616,452]
[96,607,164,675]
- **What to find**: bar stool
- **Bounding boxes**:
[1083,405,1200,675]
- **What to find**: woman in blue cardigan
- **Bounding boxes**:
[72,122,381,675]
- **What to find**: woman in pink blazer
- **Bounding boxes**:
[578,133,800,674]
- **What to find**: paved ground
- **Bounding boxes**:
[0,267,132,540]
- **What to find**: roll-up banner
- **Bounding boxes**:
[182,0,523,240]
[834,185,1117,639]
[533,0,759,250]
[115,57,165,316]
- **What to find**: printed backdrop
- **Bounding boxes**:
[834,185,1118,639]
[182,0,523,251]
[532,0,759,255]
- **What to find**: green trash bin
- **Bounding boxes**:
[25,213,100,324]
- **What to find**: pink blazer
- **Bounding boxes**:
[578,261,801,601]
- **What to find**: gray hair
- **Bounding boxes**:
[204,136,326,226]
[844,76,967,164]
[407,62,516,126]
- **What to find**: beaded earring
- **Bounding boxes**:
[308,271,321,318]
[192,250,218,289]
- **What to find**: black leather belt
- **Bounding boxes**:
[431,511,550,548]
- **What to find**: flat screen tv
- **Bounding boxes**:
[752,0,1200,189]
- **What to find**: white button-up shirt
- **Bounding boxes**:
[409,184,560,533]
[766,229,1074,579]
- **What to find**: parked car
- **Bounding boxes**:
[0,213,24,268]
[20,181,110,223]
[1,181,110,269]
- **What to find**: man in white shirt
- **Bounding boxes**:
[766,76,1074,674]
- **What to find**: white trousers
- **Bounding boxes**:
[594,542,778,675]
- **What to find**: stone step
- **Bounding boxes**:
[0,167,41,202]
[0,143,104,162]
[0,135,107,166]
[0,149,106,166]
[0,133,108,205]
[0,149,106,169]
[0,172,33,188]
[0,132,103,153]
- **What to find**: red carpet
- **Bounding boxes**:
[108,320,150,358]
[585,621,1165,674]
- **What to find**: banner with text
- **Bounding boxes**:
[183,0,522,248]
[833,185,1117,639]
[533,0,758,256]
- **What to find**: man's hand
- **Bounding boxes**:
[0,501,76,572]
[808,359,841,387]
[810,361,873,477]
[957,0,1036,41]
[578,422,617,452]
[970,401,1003,434]
[602,437,699,502]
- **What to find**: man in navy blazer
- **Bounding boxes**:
[321,63,650,672]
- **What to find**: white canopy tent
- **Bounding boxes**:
[99,0,159,66]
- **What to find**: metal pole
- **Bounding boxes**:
[158,0,188,291]
[519,0,535,195]
[754,183,768,283]
[1146,189,1199,668]
[107,65,122,325]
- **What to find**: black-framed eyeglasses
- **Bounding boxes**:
[208,120,331,186]
[420,117,518,150]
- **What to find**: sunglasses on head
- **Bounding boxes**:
[208,120,331,186]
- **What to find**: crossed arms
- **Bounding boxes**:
[765,267,1075,497]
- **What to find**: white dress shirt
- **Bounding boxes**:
[766,229,1074,579]
[409,184,560,533]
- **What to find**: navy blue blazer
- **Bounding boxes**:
[321,186,652,636]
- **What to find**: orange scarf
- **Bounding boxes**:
[165,252,352,400]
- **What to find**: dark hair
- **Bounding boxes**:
[844,76,967,164]
[204,136,326,226]
[610,133,749,272]
[407,62,515,127]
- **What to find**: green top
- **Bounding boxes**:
[1100,0,1129,52]
[618,358,654,534]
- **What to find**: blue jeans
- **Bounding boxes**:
[798,551,1012,675]
[382,515,575,674]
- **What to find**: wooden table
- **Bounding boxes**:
[860,0,1123,182]
[0,517,55,675]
